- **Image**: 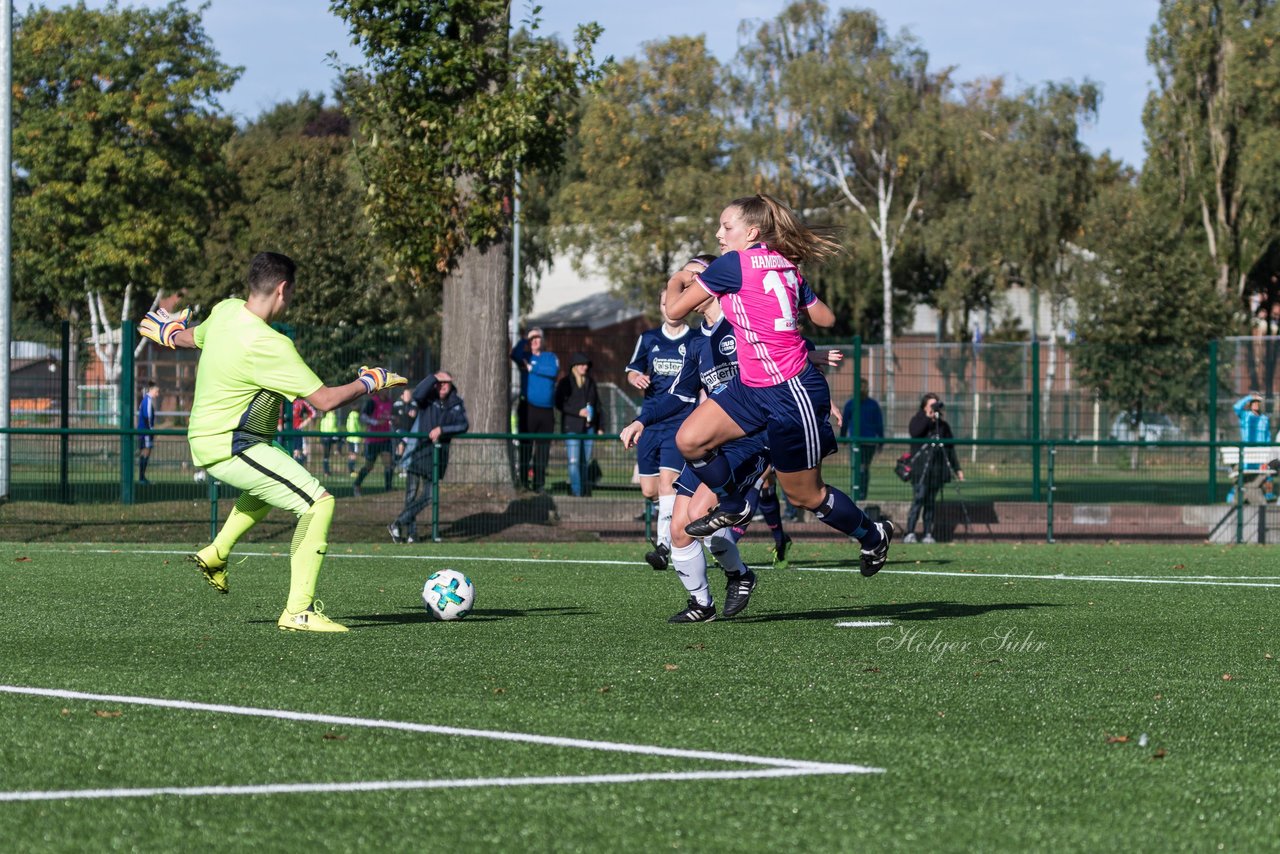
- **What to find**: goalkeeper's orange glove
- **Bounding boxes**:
[357,365,408,394]
[138,308,191,348]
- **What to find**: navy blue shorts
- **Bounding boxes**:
[636,419,685,477]
[706,364,835,473]
[138,435,154,451]
[675,431,771,498]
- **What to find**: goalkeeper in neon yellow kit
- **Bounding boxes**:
[140,252,406,632]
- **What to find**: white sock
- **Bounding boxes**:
[657,493,676,548]
[670,540,711,607]
[707,528,748,575]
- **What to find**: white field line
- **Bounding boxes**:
[0,685,881,802]
[0,767,846,803]
[50,547,1280,587]
[836,621,896,628]
[799,566,1280,588]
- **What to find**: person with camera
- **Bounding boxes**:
[903,393,963,544]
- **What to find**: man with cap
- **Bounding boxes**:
[511,327,559,491]
[555,352,605,497]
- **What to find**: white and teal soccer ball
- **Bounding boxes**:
[422,569,475,621]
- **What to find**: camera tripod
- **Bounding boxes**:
[906,438,982,542]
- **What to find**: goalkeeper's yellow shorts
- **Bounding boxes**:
[205,444,327,517]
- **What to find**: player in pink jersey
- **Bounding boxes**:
[664,194,893,577]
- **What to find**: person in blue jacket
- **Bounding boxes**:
[511,327,560,491]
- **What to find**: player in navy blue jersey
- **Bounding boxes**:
[619,270,702,571]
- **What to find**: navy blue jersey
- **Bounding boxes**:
[689,317,740,394]
[626,325,698,426]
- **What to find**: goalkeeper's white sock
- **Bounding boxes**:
[707,528,748,575]
[657,493,675,549]
[670,540,711,607]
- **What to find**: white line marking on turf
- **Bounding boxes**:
[797,566,1280,588]
[0,685,881,802]
[0,767,849,803]
[836,621,895,628]
[58,547,1280,586]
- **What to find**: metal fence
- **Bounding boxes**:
[6,327,1280,545]
[0,424,1275,546]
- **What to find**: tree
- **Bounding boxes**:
[1144,0,1280,304]
[553,36,738,310]
[12,1,239,321]
[1073,197,1233,465]
[192,95,412,384]
[332,1,601,486]
[736,1,947,409]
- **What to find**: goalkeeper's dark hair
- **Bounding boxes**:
[728,194,841,265]
[248,252,296,296]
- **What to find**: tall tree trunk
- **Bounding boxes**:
[441,237,512,486]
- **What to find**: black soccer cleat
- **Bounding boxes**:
[668,597,717,623]
[721,569,757,618]
[859,520,895,577]
[644,541,671,571]
[685,503,754,538]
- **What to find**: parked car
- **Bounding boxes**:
[1109,413,1184,443]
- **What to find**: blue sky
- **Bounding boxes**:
[83,1,1157,167]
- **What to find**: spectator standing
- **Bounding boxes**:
[319,407,341,476]
[344,407,362,475]
[1230,392,1273,502]
[511,327,559,491]
[389,371,469,543]
[290,396,317,466]
[137,383,159,484]
[841,387,884,501]
[392,386,418,469]
[353,390,395,496]
[902,393,964,544]
[556,352,605,497]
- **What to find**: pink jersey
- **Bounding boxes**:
[695,245,817,387]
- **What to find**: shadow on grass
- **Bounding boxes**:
[339,605,596,627]
[791,557,955,569]
[741,600,1058,624]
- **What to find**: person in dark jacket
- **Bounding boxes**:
[388,371,469,544]
[555,352,605,497]
[903,393,964,544]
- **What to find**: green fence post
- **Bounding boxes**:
[59,321,71,505]
[851,335,862,500]
[430,441,441,543]
[1207,340,1219,504]
[1046,442,1055,543]
[1234,443,1244,545]
[1031,340,1041,502]
[120,325,136,506]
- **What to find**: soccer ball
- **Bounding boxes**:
[422,569,475,621]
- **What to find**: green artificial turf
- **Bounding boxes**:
[1,540,1277,851]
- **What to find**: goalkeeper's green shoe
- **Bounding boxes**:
[190,545,229,594]
[277,601,348,633]
[771,535,793,571]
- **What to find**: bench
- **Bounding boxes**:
[1219,447,1280,504]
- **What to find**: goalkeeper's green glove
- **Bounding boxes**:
[357,365,408,394]
[138,308,191,348]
